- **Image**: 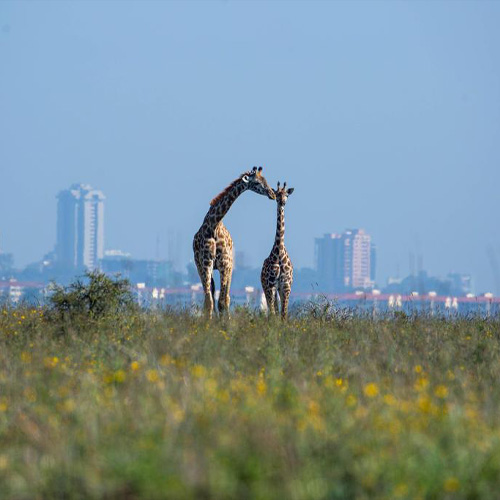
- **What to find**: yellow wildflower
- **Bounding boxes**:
[346,394,357,407]
[383,394,397,406]
[434,385,448,399]
[308,400,320,416]
[63,399,76,413]
[171,404,185,423]
[114,370,126,383]
[160,354,172,366]
[256,377,267,396]
[146,370,159,383]
[44,356,59,368]
[394,483,408,497]
[192,364,206,378]
[418,394,432,413]
[130,361,140,371]
[218,389,230,402]
[444,477,460,492]
[364,383,379,398]
[414,377,429,392]
[20,351,32,363]
[323,375,335,389]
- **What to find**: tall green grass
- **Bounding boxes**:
[1,305,500,499]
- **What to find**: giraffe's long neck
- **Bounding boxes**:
[203,179,247,231]
[273,203,286,256]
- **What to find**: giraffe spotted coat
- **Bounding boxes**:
[261,182,294,319]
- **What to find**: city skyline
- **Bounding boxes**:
[0,177,492,292]
[1,1,500,292]
[0,182,478,299]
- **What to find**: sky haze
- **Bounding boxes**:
[1,0,500,292]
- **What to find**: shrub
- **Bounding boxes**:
[49,270,135,321]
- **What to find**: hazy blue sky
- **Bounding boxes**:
[1,1,499,292]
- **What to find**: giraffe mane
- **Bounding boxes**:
[209,177,241,206]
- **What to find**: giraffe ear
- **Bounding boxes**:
[242,175,250,183]
[287,188,294,195]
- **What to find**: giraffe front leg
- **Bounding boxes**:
[203,269,215,319]
[218,265,232,317]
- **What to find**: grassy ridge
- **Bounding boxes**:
[1,307,500,499]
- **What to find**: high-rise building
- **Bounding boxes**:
[346,229,373,289]
[55,184,105,271]
[314,233,344,292]
[315,229,375,292]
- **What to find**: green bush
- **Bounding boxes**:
[49,270,135,321]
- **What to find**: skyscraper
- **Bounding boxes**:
[55,184,105,271]
[345,229,373,289]
[314,233,344,292]
[315,229,375,292]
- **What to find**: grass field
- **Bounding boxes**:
[1,304,500,499]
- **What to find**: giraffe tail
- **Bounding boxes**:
[211,277,216,312]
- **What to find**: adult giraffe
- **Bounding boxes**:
[193,166,275,318]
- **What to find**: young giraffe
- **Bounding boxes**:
[193,166,275,318]
[261,181,294,319]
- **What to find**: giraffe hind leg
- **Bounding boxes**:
[195,257,214,319]
[279,286,291,320]
[202,269,214,318]
[263,287,276,316]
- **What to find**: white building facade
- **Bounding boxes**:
[56,184,105,271]
[315,228,375,292]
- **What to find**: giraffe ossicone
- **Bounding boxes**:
[193,167,275,318]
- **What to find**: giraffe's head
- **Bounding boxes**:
[241,166,275,200]
[273,181,294,206]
